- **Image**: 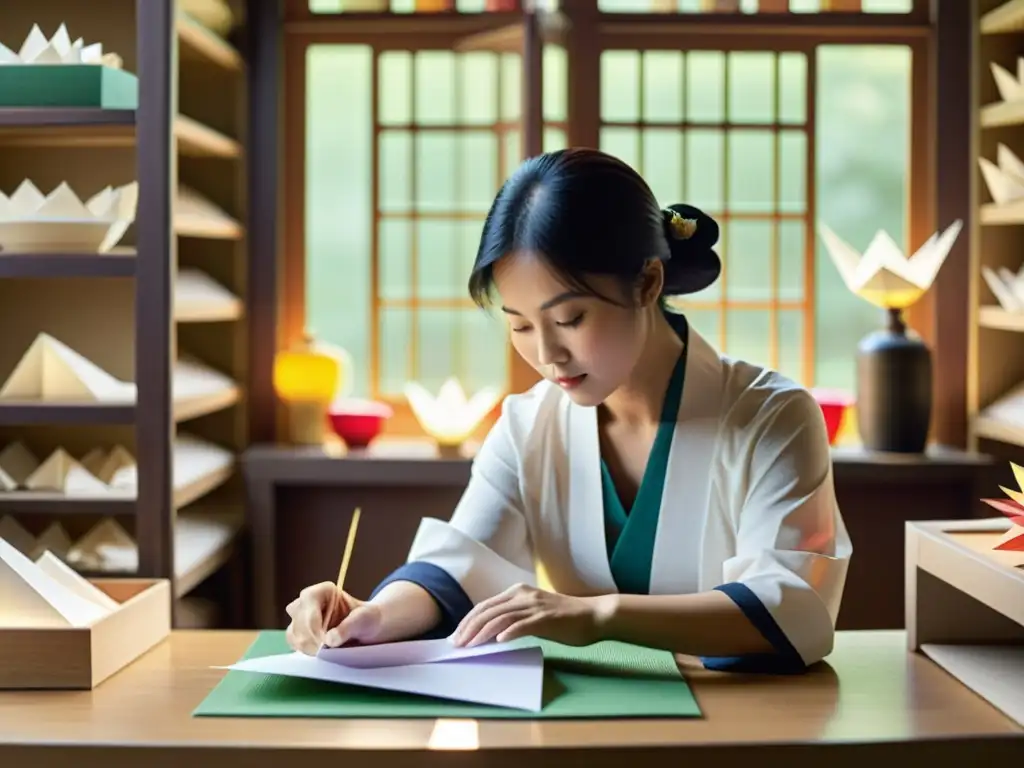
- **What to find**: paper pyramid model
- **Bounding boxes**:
[0,536,115,628]
[991,59,1024,104]
[80,445,135,486]
[0,333,136,402]
[0,23,123,67]
[979,143,1024,206]
[30,522,72,561]
[0,441,40,490]
[0,515,35,554]
[24,448,109,494]
[67,518,135,571]
[817,220,963,310]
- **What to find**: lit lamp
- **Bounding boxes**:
[404,377,503,458]
[273,331,341,445]
[818,220,963,454]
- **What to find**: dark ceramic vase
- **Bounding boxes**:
[855,307,932,454]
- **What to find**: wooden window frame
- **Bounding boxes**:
[272,0,971,446]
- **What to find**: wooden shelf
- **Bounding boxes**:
[175,215,244,240]
[974,413,1024,447]
[981,0,1024,34]
[0,403,135,425]
[980,199,1024,225]
[174,115,241,158]
[176,12,243,72]
[981,99,1024,128]
[0,251,136,278]
[979,305,1024,331]
[0,494,135,515]
[173,384,240,422]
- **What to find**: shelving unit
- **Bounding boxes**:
[970,0,1024,458]
[0,0,249,628]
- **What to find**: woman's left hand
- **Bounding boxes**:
[452,583,607,647]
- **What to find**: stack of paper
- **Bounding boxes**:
[220,636,545,712]
[0,535,119,629]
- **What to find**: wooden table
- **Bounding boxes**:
[0,630,1020,767]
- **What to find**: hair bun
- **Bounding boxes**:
[659,203,721,295]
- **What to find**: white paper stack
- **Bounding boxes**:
[220,636,546,712]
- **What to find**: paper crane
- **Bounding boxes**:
[817,220,963,310]
[980,461,1024,554]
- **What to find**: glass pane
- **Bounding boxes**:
[728,52,775,124]
[415,131,457,212]
[380,307,411,397]
[686,52,725,123]
[379,219,411,301]
[599,127,640,171]
[458,220,483,284]
[727,130,774,212]
[779,219,805,301]
[414,52,455,125]
[815,44,910,390]
[306,45,373,397]
[459,52,497,125]
[504,129,521,178]
[416,309,459,391]
[777,309,803,384]
[725,309,772,369]
[601,51,640,122]
[463,309,509,393]
[862,0,913,11]
[682,309,720,349]
[685,129,724,212]
[641,129,684,205]
[378,51,411,126]
[724,219,773,301]
[417,220,460,301]
[460,131,499,213]
[543,46,567,123]
[778,53,807,124]
[642,51,684,123]
[779,130,807,213]
[379,130,412,213]
[501,53,521,121]
[544,126,567,152]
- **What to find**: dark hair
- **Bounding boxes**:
[468,147,721,308]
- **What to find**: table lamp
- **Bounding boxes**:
[273,330,341,445]
[817,219,962,453]
[404,377,503,458]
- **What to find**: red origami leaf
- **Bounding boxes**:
[995,527,1024,552]
[981,497,1024,521]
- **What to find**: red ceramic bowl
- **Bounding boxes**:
[810,388,853,446]
[327,398,393,448]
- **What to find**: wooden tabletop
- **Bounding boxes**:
[0,630,1021,768]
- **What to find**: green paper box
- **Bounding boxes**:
[0,65,138,109]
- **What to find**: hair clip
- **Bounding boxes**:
[667,211,698,240]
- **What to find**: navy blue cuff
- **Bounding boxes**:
[699,582,808,675]
[369,562,474,640]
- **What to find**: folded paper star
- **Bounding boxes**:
[817,220,963,310]
[980,461,1024,553]
[0,23,122,68]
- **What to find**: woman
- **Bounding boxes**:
[286,148,852,674]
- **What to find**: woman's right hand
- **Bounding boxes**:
[284,582,385,656]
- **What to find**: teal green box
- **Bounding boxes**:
[0,65,138,108]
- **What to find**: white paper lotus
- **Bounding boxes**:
[0,23,123,68]
[818,220,963,310]
[991,59,1024,104]
[979,143,1024,206]
[0,180,138,253]
[404,378,503,447]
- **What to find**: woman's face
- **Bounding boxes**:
[491,251,651,407]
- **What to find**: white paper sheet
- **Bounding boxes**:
[219,646,545,712]
[316,636,535,669]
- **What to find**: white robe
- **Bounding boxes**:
[403,324,853,668]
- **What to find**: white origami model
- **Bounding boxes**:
[0,180,138,253]
[817,220,963,310]
[979,143,1024,207]
[30,522,73,561]
[0,441,40,490]
[981,264,1024,312]
[0,537,118,629]
[80,445,135,486]
[67,518,136,572]
[0,23,123,68]
[23,448,111,495]
[404,377,503,452]
[990,59,1024,105]
[174,358,238,402]
[175,269,242,319]
[0,332,136,403]
[176,185,241,237]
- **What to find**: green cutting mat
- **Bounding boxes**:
[192,631,701,719]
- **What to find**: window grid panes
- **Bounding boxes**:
[596,0,914,12]
[599,49,813,385]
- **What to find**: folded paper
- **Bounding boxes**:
[317,636,533,669]
[175,269,241,318]
[0,179,138,253]
[991,59,1024,104]
[818,220,963,309]
[979,143,1024,206]
[0,441,40,490]
[24,448,111,495]
[982,265,1024,312]
[0,23,123,68]
[981,462,1024,559]
[0,333,136,403]
[405,377,503,447]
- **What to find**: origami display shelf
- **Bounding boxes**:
[0,1,251,628]
[905,518,1024,728]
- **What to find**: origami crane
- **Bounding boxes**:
[980,461,1024,553]
[817,219,963,310]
